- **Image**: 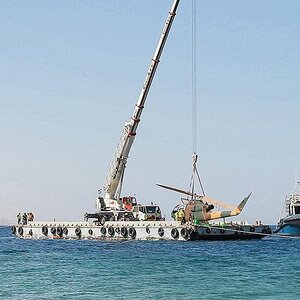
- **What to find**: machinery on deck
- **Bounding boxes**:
[11,0,272,241]
[84,0,180,224]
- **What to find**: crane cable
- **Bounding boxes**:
[192,0,197,154]
[189,0,205,198]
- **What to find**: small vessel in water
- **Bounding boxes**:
[11,0,271,241]
[274,191,300,236]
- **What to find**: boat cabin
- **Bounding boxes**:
[285,194,300,216]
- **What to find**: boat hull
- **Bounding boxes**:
[191,225,269,240]
[274,214,300,236]
[273,225,300,236]
[11,221,271,241]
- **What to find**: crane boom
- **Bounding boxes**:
[99,0,180,211]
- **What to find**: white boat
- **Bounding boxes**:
[274,192,300,236]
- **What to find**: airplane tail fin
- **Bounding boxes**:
[233,192,252,215]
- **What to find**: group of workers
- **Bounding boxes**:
[17,212,34,225]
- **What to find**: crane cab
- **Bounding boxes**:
[122,196,137,211]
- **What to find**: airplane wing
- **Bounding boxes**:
[157,183,238,209]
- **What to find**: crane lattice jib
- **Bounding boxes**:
[102,0,180,204]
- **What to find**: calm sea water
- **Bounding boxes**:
[0,226,299,300]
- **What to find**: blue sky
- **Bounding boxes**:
[1,0,299,224]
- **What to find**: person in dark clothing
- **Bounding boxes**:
[17,213,21,224]
[22,213,28,225]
